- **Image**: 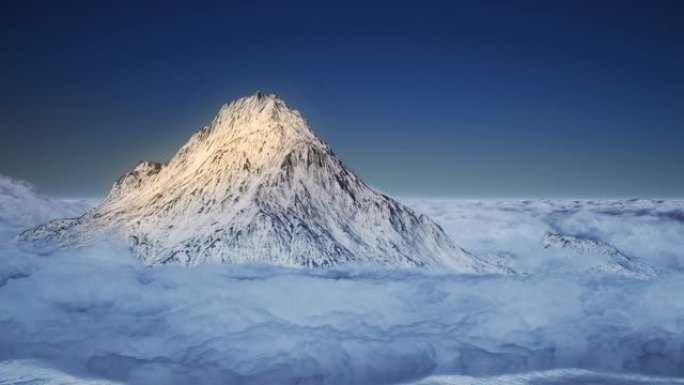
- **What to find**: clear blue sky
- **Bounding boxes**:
[1,0,682,198]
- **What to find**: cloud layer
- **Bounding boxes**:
[1,176,684,384]
[406,198,684,273]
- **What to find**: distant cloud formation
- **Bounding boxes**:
[406,198,684,272]
[0,175,95,239]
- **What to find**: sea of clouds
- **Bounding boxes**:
[1,174,684,385]
[405,198,684,274]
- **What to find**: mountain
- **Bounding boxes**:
[0,174,93,242]
[542,233,659,278]
[19,92,498,272]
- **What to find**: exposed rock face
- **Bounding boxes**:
[19,92,499,272]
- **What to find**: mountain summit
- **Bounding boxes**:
[20,93,496,271]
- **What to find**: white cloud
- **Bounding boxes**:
[2,245,684,384]
[0,175,95,241]
[405,198,684,273]
[1,176,684,384]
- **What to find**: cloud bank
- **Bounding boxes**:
[0,175,94,240]
[1,176,684,384]
[406,198,684,273]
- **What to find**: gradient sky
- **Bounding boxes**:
[1,0,682,198]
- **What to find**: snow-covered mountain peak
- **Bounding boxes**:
[170,92,321,173]
[213,92,310,137]
[19,93,501,272]
[218,92,287,116]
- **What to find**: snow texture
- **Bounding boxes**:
[18,93,493,272]
[2,177,684,384]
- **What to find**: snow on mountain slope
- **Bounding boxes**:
[542,233,659,278]
[18,93,496,272]
[0,175,94,242]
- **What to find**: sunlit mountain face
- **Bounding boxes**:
[1,1,683,384]
[18,93,496,271]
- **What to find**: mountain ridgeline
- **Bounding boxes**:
[19,93,499,272]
